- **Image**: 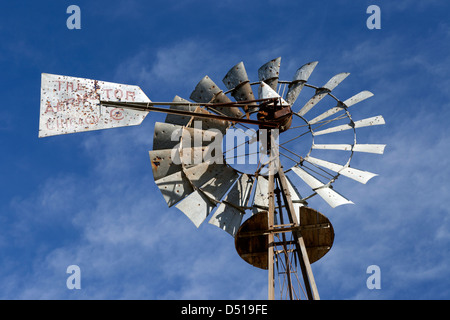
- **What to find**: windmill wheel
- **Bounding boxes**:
[149,57,386,237]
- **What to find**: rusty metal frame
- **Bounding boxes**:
[265,168,321,300]
[276,168,320,300]
[100,98,281,128]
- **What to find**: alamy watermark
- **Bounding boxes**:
[366,5,381,30]
[366,265,381,290]
[66,265,81,289]
[66,5,81,30]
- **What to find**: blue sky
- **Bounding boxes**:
[1,0,449,300]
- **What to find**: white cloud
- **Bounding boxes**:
[112,39,242,101]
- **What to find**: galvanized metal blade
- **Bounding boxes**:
[164,96,197,126]
[297,72,350,117]
[191,107,229,134]
[175,190,217,228]
[322,72,350,91]
[312,143,386,154]
[258,82,289,106]
[153,122,182,150]
[149,146,211,181]
[309,91,374,124]
[285,175,305,223]
[39,73,150,137]
[252,175,269,214]
[154,171,194,207]
[258,57,281,91]
[313,115,385,136]
[183,162,239,202]
[352,144,386,154]
[343,90,374,107]
[209,174,254,237]
[291,166,353,208]
[149,149,181,181]
[285,61,318,105]
[190,75,243,118]
[304,156,378,184]
[153,122,220,150]
[222,61,257,113]
[175,162,239,228]
[165,96,229,133]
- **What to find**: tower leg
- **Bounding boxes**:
[295,233,320,300]
[276,168,320,300]
[267,170,275,300]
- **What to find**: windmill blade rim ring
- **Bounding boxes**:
[220,76,358,180]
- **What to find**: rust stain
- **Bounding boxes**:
[151,156,162,170]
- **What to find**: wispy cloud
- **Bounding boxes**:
[113,39,242,100]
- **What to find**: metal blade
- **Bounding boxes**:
[164,96,196,126]
[222,61,257,112]
[183,162,239,201]
[312,143,386,154]
[39,73,149,137]
[285,61,318,105]
[297,72,350,117]
[313,115,385,136]
[343,90,374,107]
[191,107,229,134]
[297,90,328,117]
[149,146,211,181]
[291,166,353,208]
[209,174,254,237]
[252,175,269,214]
[176,190,216,228]
[190,75,243,118]
[149,149,180,181]
[258,57,281,91]
[154,171,194,207]
[285,175,304,222]
[153,122,220,150]
[153,122,182,150]
[165,96,229,133]
[258,82,289,106]
[179,145,217,166]
[308,106,343,125]
[309,91,374,124]
[177,163,239,228]
[322,72,350,91]
[304,156,378,184]
[352,144,386,154]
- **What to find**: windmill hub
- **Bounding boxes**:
[257,98,293,132]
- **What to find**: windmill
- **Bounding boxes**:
[39,57,385,300]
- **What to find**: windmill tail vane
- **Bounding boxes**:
[38,57,386,300]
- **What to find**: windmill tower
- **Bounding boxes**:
[39,57,385,300]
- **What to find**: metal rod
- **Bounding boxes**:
[100,100,280,128]
[267,129,276,300]
[275,183,294,300]
[278,130,311,146]
[102,97,277,108]
[232,223,330,238]
[268,168,275,300]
